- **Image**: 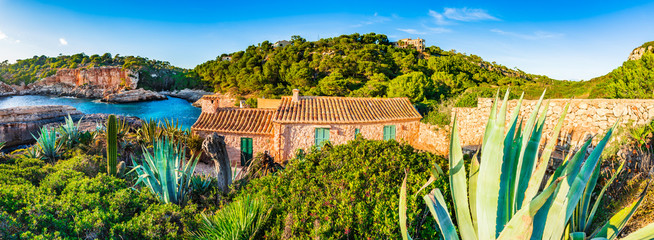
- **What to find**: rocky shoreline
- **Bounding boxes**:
[0,105,142,148]
[159,89,214,107]
[0,67,166,103]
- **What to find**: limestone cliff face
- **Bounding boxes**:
[25,67,139,98]
[628,45,654,61]
[0,105,83,147]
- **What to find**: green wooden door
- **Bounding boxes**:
[240,137,253,166]
[383,125,396,140]
[315,128,330,148]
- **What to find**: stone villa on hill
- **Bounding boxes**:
[392,38,426,52]
[191,89,422,166]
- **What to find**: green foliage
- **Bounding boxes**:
[111,203,201,239]
[600,52,654,98]
[131,137,199,206]
[239,138,449,239]
[32,126,62,162]
[106,115,118,176]
[0,53,203,90]
[400,89,654,240]
[57,115,82,148]
[194,195,272,240]
[137,119,163,145]
[388,71,432,102]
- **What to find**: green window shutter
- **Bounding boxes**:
[354,128,360,138]
[315,128,330,149]
[240,137,253,166]
[383,125,396,140]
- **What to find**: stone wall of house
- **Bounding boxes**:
[273,120,420,161]
[194,130,273,167]
[443,98,654,154]
[410,123,450,155]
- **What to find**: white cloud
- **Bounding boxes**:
[443,7,499,22]
[424,26,452,34]
[59,38,68,45]
[352,13,391,28]
[0,31,7,40]
[397,28,427,35]
[428,10,450,25]
[491,29,563,40]
[429,8,499,25]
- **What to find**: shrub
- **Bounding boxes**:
[111,203,201,239]
[239,138,449,239]
[195,195,272,240]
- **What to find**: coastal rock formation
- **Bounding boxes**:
[0,82,17,97]
[159,89,213,103]
[628,45,654,61]
[24,67,139,98]
[102,88,167,103]
[0,105,83,147]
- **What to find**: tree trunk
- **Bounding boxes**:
[201,133,232,193]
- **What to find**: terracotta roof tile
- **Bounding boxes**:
[272,96,422,124]
[191,108,274,135]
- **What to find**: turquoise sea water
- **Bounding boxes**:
[0,95,201,130]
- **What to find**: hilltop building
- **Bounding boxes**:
[273,40,292,48]
[392,38,426,52]
[192,89,422,166]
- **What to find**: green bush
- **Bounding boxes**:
[111,203,201,239]
[239,138,449,239]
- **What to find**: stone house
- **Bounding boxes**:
[192,89,422,166]
[392,38,426,52]
[273,40,292,48]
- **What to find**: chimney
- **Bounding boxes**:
[292,89,300,103]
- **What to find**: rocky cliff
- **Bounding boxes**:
[23,67,139,98]
[628,44,654,61]
[0,105,83,147]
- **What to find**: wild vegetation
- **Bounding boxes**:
[0,53,202,91]
[399,90,654,239]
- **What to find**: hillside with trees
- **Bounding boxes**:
[0,53,203,91]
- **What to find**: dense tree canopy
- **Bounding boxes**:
[0,53,202,91]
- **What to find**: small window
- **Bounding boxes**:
[383,125,396,140]
[315,128,330,149]
[354,128,360,138]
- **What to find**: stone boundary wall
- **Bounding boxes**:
[411,123,449,155]
[440,98,654,153]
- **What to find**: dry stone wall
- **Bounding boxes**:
[446,98,654,153]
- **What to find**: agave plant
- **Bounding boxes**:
[32,126,63,162]
[0,141,5,151]
[130,137,199,206]
[194,195,272,240]
[399,89,654,240]
[57,114,82,148]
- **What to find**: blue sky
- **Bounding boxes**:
[1,0,653,80]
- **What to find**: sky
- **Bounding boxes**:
[1,0,654,81]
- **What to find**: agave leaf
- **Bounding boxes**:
[469,151,480,235]
[424,189,460,240]
[477,88,509,240]
[570,232,586,240]
[497,93,523,231]
[531,139,592,240]
[578,156,603,232]
[482,88,500,152]
[522,102,569,208]
[592,181,651,240]
[543,124,616,240]
[415,163,444,197]
[497,176,562,240]
[515,100,549,209]
[449,116,477,240]
[584,160,626,232]
[399,170,413,240]
[619,221,654,240]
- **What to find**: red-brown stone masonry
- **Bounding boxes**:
[194,130,273,167]
[273,120,420,161]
